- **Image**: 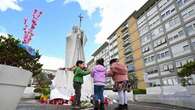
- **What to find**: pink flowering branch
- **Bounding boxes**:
[22,9,42,44]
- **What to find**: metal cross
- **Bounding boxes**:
[78,14,84,28]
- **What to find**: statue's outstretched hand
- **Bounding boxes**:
[58,68,68,71]
[58,65,76,72]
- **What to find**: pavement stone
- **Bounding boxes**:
[16,100,194,110]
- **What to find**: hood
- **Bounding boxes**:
[93,65,106,73]
[111,63,128,75]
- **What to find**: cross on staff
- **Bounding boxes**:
[78,14,84,28]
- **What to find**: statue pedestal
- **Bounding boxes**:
[51,70,93,100]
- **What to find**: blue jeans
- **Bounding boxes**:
[94,85,104,102]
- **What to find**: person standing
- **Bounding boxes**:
[108,58,129,110]
[91,58,106,110]
[72,60,90,107]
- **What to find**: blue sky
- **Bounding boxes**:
[0,0,147,69]
[0,0,101,60]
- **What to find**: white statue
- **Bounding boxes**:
[64,26,87,96]
[51,25,92,100]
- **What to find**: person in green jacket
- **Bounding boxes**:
[72,60,90,107]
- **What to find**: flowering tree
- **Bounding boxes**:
[23,9,42,44]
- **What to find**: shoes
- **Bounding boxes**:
[94,101,99,110]
[114,104,123,110]
[114,104,128,110]
[100,102,105,110]
[123,104,128,110]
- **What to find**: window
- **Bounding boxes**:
[191,38,195,49]
[146,66,158,74]
[163,77,179,86]
[161,4,176,21]
[151,26,164,40]
[137,15,146,28]
[149,79,161,87]
[149,15,160,29]
[127,64,135,72]
[181,4,195,22]
[157,49,170,62]
[176,0,193,9]
[124,47,132,54]
[167,28,186,44]
[176,61,182,68]
[175,57,193,68]
[142,44,153,54]
[163,79,168,85]
[158,0,173,11]
[144,54,155,64]
[186,25,194,33]
[139,24,149,36]
[165,15,181,32]
[147,6,158,20]
[125,55,133,63]
[163,65,169,71]
[142,46,150,53]
[141,33,151,45]
[168,79,173,85]
[172,78,179,85]
[178,30,185,36]
[185,20,195,36]
[154,37,167,48]
[171,41,191,57]
[183,44,190,51]
[109,34,117,44]
[157,50,170,59]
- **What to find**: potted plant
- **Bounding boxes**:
[177,61,195,95]
[0,34,42,110]
[33,73,53,103]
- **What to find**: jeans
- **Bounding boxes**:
[94,85,104,102]
[73,81,82,106]
[118,90,128,105]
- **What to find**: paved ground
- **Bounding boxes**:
[106,102,194,110]
[17,100,194,110]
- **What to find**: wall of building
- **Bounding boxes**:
[89,0,195,91]
[128,16,146,89]
[116,28,126,64]
[136,0,195,88]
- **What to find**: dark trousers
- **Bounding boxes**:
[73,81,82,106]
[94,85,104,102]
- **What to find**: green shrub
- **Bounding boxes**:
[34,95,41,100]
[0,35,42,77]
[133,89,146,94]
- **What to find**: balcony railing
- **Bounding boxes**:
[122,32,129,39]
[123,40,130,47]
[127,64,135,72]
[121,24,128,33]
[124,48,132,55]
[125,56,134,64]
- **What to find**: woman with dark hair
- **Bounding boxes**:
[91,58,106,110]
[108,58,129,110]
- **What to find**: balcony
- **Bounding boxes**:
[123,40,130,47]
[125,56,134,64]
[121,24,128,33]
[124,48,132,55]
[127,64,135,72]
[122,32,129,39]
[111,52,119,58]
[147,73,159,79]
